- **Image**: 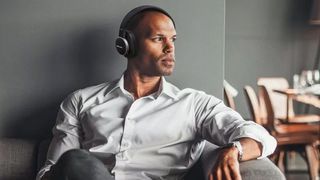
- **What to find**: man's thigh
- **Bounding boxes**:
[50,149,115,180]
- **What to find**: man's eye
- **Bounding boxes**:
[172,37,177,42]
[153,37,163,42]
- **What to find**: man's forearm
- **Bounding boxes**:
[238,137,263,161]
[209,138,259,180]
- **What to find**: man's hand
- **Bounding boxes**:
[208,146,241,180]
[208,138,262,180]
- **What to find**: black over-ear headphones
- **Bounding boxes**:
[115,5,175,58]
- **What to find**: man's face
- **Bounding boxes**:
[131,11,176,76]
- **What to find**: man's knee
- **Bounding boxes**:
[57,149,105,169]
[52,149,90,175]
[51,149,113,180]
[59,149,90,163]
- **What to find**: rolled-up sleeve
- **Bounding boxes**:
[194,91,276,159]
[36,90,82,180]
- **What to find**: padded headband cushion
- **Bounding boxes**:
[119,5,175,34]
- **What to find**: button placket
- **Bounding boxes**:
[120,129,133,151]
[116,99,139,161]
[116,151,128,161]
[121,140,130,148]
[116,152,124,159]
[119,117,134,152]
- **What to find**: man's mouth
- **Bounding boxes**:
[162,58,175,66]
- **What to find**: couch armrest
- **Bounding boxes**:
[200,141,285,180]
[186,141,285,180]
[0,138,38,180]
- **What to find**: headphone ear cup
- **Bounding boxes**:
[115,30,136,58]
[125,30,137,58]
[115,36,129,56]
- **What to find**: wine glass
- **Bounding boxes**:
[313,69,320,84]
[299,70,308,88]
[306,70,314,86]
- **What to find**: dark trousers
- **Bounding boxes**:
[49,149,115,180]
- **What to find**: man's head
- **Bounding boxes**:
[115,5,177,76]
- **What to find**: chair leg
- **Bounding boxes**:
[269,148,280,163]
[284,151,290,173]
[305,145,319,180]
[277,150,286,173]
[287,151,296,170]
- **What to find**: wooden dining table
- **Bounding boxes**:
[273,88,320,122]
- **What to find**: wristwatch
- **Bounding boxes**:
[227,141,243,161]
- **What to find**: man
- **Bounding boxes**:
[37,5,276,180]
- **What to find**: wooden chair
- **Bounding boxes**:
[257,77,320,123]
[244,85,319,180]
[224,88,236,110]
[243,86,265,126]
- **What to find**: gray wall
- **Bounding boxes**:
[0,1,225,139]
[225,0,320,118]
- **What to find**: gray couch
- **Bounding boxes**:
[0,138,285,180]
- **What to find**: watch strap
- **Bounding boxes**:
[232,141,243,161]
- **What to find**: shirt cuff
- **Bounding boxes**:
[230,123,277,159]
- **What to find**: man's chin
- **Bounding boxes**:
[161,69,174,76]
[152,66,174,76]
[162,73,172,76]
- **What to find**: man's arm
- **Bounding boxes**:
[193,92,276,180]
[237,137,263,161]
[194,94,276,157]
[36,91,82,180]
[209,138,262,180]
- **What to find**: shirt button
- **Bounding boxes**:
[116,152,128,160]
[122,141,130,148]
[116,152,124,159]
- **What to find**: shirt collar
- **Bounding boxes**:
[102,75,125,97]
[159,77,178,100]
[108,75,178,100]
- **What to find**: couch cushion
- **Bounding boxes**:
[0,138,38,180]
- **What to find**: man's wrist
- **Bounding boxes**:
[226,141,243,161]
[233,141,243,161]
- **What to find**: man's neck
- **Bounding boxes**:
[124,70,161,100]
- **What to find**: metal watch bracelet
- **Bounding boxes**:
[232,141,243,161]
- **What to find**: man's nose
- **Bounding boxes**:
[163,40,174,54]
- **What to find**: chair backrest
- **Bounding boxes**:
[224,88,236,110]
[243,86,265,126]
[257,77,294,119]
[258,85,277,134]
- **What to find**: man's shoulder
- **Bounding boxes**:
[68,80,118,100]
[79,82,112,94]
[179,88,216,101]
[166,81,214,99]
[176,87,223,108]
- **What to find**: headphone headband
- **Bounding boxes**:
[119,5,175,33]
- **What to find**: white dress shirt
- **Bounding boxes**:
[37,75,277,180]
